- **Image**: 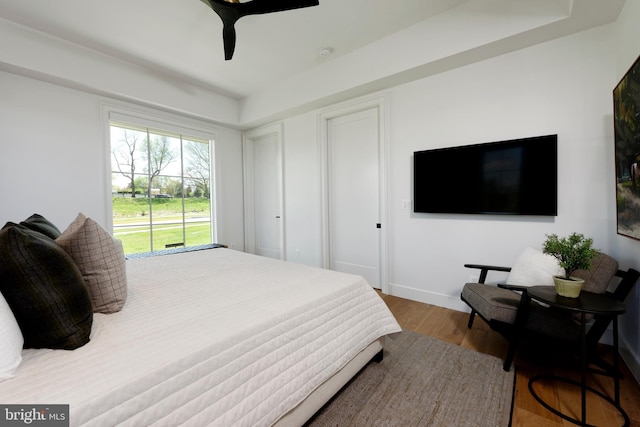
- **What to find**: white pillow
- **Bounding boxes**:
[0,292,23,381]
[506,247,564,287]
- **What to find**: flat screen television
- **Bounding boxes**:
[413,135,557,215]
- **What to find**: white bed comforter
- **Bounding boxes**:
[1,248,401,426]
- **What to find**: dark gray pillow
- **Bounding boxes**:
[19,214,61,240]
[0,224,93,349]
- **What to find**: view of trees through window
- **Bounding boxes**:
[110,123,213,254]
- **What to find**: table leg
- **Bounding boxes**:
[581,311,586,426]
[613,316,620,405]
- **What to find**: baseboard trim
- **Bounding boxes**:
[387,283,469,313]
[620,336,640,386]
[594,330,640,384]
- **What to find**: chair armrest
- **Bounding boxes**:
[497,283,528,292]
[464,264,511,284]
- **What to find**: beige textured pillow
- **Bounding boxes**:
[56,213,127,313]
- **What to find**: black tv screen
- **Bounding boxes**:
[413,135,557,215]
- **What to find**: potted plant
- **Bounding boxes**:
[542,232,598,298]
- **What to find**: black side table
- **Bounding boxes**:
[524,286,628,427]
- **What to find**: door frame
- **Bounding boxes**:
[243,122,285,259]
[318,94,389,292]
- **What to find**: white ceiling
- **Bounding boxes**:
[0,0,628,104]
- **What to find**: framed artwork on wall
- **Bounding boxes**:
[614,54,640,240]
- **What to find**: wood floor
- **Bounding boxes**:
[377,292,640,427]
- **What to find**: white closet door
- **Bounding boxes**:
[244,125,283,259]
[327,107,380,287]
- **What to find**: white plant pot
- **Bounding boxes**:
[552,276,585,298]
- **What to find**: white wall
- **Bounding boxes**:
[284,23,619,305]
[282,112,322,265]
[0,72,107,227]
[0,70,245,246]
[387,25,618,309]
[280,19,640,379]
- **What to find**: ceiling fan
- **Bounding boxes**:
[201,0,320,60]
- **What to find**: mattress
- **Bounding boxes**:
[1,248,401,426]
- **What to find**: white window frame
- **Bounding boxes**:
[101,102,219,247]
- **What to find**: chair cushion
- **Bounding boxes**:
[462,283,522,324]
[462,283,581,341]
[505,247,563,287]
[572,252,618,294]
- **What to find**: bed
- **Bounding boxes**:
[0,217,401,426]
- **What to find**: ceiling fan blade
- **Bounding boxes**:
[201,0,241,59]
[237,0,319,16]
[204,0,319,18]
[200,0,320,60]
[222,21,237,61]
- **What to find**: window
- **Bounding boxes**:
[110,121,215,255]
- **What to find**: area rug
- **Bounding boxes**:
[306,331,515,426]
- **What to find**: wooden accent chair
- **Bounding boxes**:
[460,251,640,371]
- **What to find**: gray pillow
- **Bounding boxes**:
[0,224,93,349]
